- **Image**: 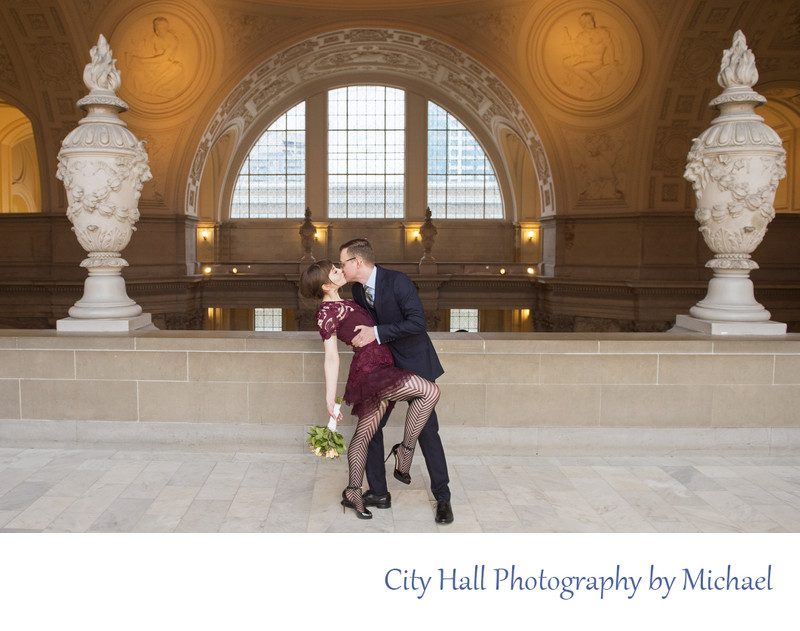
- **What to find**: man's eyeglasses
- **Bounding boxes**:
[336,256,357,268]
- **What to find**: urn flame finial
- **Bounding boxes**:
[711,30,765,110]
[83,34,122,94]
[717,31,758,90]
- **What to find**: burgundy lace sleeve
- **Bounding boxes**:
[315,302,346,341]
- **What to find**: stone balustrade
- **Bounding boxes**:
[1,330,798,456]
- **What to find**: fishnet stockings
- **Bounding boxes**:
[345,375,440,512]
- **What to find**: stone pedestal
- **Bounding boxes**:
[675,315,786,336]
[57,314,155,333]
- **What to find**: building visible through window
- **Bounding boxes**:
[254,308,283,331]
[428,102,502,219]
[328,86,405,219]
[231,88,501,221]
[232,103,306,218]
[449,308,479,332]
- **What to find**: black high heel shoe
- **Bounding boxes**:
[341,486,372,519]
[385,442,413,485]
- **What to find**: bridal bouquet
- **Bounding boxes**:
[307,397,346,459]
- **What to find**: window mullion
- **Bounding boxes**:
[405,91,428,221]
[306,92,327,218]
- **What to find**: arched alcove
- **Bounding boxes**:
[197,126,240,222]
[760,87,800,215]
[0,100,41,213]
[187,28,554,222]
[499,128,538,222]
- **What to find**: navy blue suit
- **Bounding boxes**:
[352,265,451,501]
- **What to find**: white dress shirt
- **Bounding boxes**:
[365,267,381,344]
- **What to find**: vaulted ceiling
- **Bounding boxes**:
[1,0,798,217]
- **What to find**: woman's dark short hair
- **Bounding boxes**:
[339,237,375,265]
[299,259,334,300]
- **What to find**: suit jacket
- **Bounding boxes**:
[352,265,444,382]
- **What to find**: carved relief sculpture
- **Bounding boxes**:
[112,4,213,120]
[529,4,641,115]
[56,35,152,330]
[680,31,786,331]
[125,17,184,101]
[577,131,625,201]
[561,12,621,98]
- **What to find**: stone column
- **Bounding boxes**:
[676,31,787,335]
[56,35,153,332]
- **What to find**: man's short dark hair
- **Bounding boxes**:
[339,237,375,264]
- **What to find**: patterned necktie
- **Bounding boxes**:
[365,285,375,308]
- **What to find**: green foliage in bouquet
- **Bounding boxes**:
[307,397,346,459]
[307,425,346,459]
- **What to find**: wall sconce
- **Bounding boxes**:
[499,267,507,275]
[231,267,238,274]
[201,229,209,241]
[527,267,535,275]
[311,228,327,246]
[527,230,535,241]
[405,227,422,246]
[203,266,212,274]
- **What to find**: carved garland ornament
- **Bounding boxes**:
[683,31,786,270]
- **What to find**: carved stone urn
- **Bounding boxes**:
[56,35,152,330]
[299,207,317,263]
[418,207,438,275]
[419,207,438,263]
[680,31,786,334]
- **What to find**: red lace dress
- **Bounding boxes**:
[316,299,414,419]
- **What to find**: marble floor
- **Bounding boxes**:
[1,446,799,533]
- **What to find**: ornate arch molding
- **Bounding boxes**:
[185,27,555,218]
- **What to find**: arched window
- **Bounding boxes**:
[427,102,502,219]
[231,102,305,218]
[231,86,502,220]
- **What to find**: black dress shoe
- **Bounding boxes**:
[362,490,391,509]
[435,499,454,524]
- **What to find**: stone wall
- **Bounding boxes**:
[1,330,798,456]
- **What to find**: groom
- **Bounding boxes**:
[339,237,453,524]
